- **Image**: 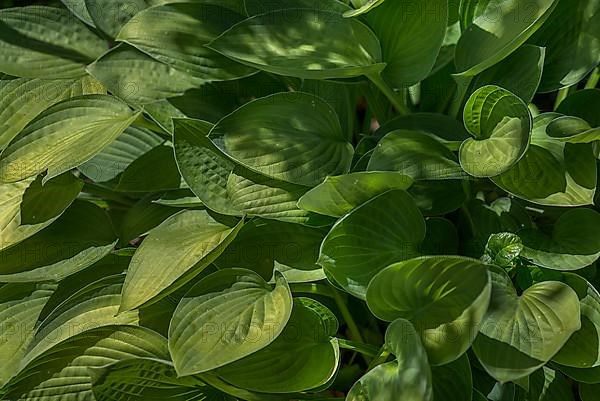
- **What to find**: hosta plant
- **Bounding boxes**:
[0,0,599,400]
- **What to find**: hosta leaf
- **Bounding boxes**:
[208,9,385,79]
[455,0,558,76]
[0,6,107,78]
[0,283,54,385]
[469,45,546,103]
[531,0,600,92]
[520,208,600,271]
[244,0,350,15]
[85,0,151,38]
[0,95,140,183]
[90,358,233,401]
[169,268,292,375]
[493,113,597,206]
[420,217,459,255]
[553,273,600,368]
[362,0,448,87]
[547,116,600,144]
[174,119,323,224]
[87,44,200,104]
[319,190,425,299]
[120,210,243,312]
[22,274,139,366]
[0,201,117,282]
[581,383,600,400]
[2,326,169,401]
[210,92,353,186]
[20,172,83,225]
[344,0,386,17]
[472,266,581,382]
[366,256,491,365]
[557,364,600,384]
[61,0,95,26]
[215,218,325,280]
[432,354,473,401]
[460,85,532,177]
[78,125,163,183]
[216,298,339,393]
[298,172,413,218]
[557,89,600,127]
[483,232,523,268]
[0,76,104,150]
[117,3,255,83]
[118,195,179,245]
[153,189,203,208]
[368,130,466,180]
[347,318,432,401]
[116,144,181,192]
[410,180,467,216]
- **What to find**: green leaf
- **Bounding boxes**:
[78,125,163,183]
[520,208,600,271]
[244,0,350,15]
[215,218,325,280]
[22,274,140,366]
[120,210,243,312]
[581,383,600,401]
[409,179,467,216]
[85,0,151,38]
[420,217,459,255]
[0,283,54,386]
[90,358,233,401]
[297,172,413,218]
[169,268,292,375]
[547,116,600,144]
[347,318,433,401]
[531,0,600,92]
[493,113,597,206]
[20,172,83,225]
[0,6,107,78]
[118,195,179,245]
[344,0,386,17]
[469,45,546,103]
[553,273,600,368]
[0,201,117,282]
[153,189,203,208]
[366,256,491,365]
[432,354,473,401]
[368,129,467,180]
[0,76,105,151]
[483,232,524,267]
[210,92,353,186]
[208,9,385,79]
[0,95,140,183]
[455,0,558,76]
[2,326,169,401]
[362,0,448,87]
[61,0,95,26]
[215,298,339,393]
[460,85,532,177]
[557,89,600,127]
[117,3,255,83]
[318,190,425,299]
[116,145,181,192]
[472,265,581,382]
[87,44,201,104]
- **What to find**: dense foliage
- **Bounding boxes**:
[0,0,599,400]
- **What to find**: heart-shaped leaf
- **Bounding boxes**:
[0,6,107,78]
[298,171,413,218]
[120,210,243,312]
[318,190,425,299]
[169,268,292,376]
[553,273,600,368]
[2,326,169,401]
[347,318,433,401]
[455,0,558,76]
[367,256,491,365]
[368,129,467,180]
[0,95,140,183]
[0,76,104,151]
[208,9,385,79]
[209,92,353,186]
[547,116,600,144]
[520,208,600,271]
[460,85,532,177]
[472,265,581,382]
[0,201,117,282]
[493,113,597,206]
[215,298,339,393]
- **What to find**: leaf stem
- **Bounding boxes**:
[290,283,335,298]
[366,73,410,115]
[554,86,572,110]
[367,347,391,371]
[585,67,600,89]
[330,285,365,344]
[336,338,380,357]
